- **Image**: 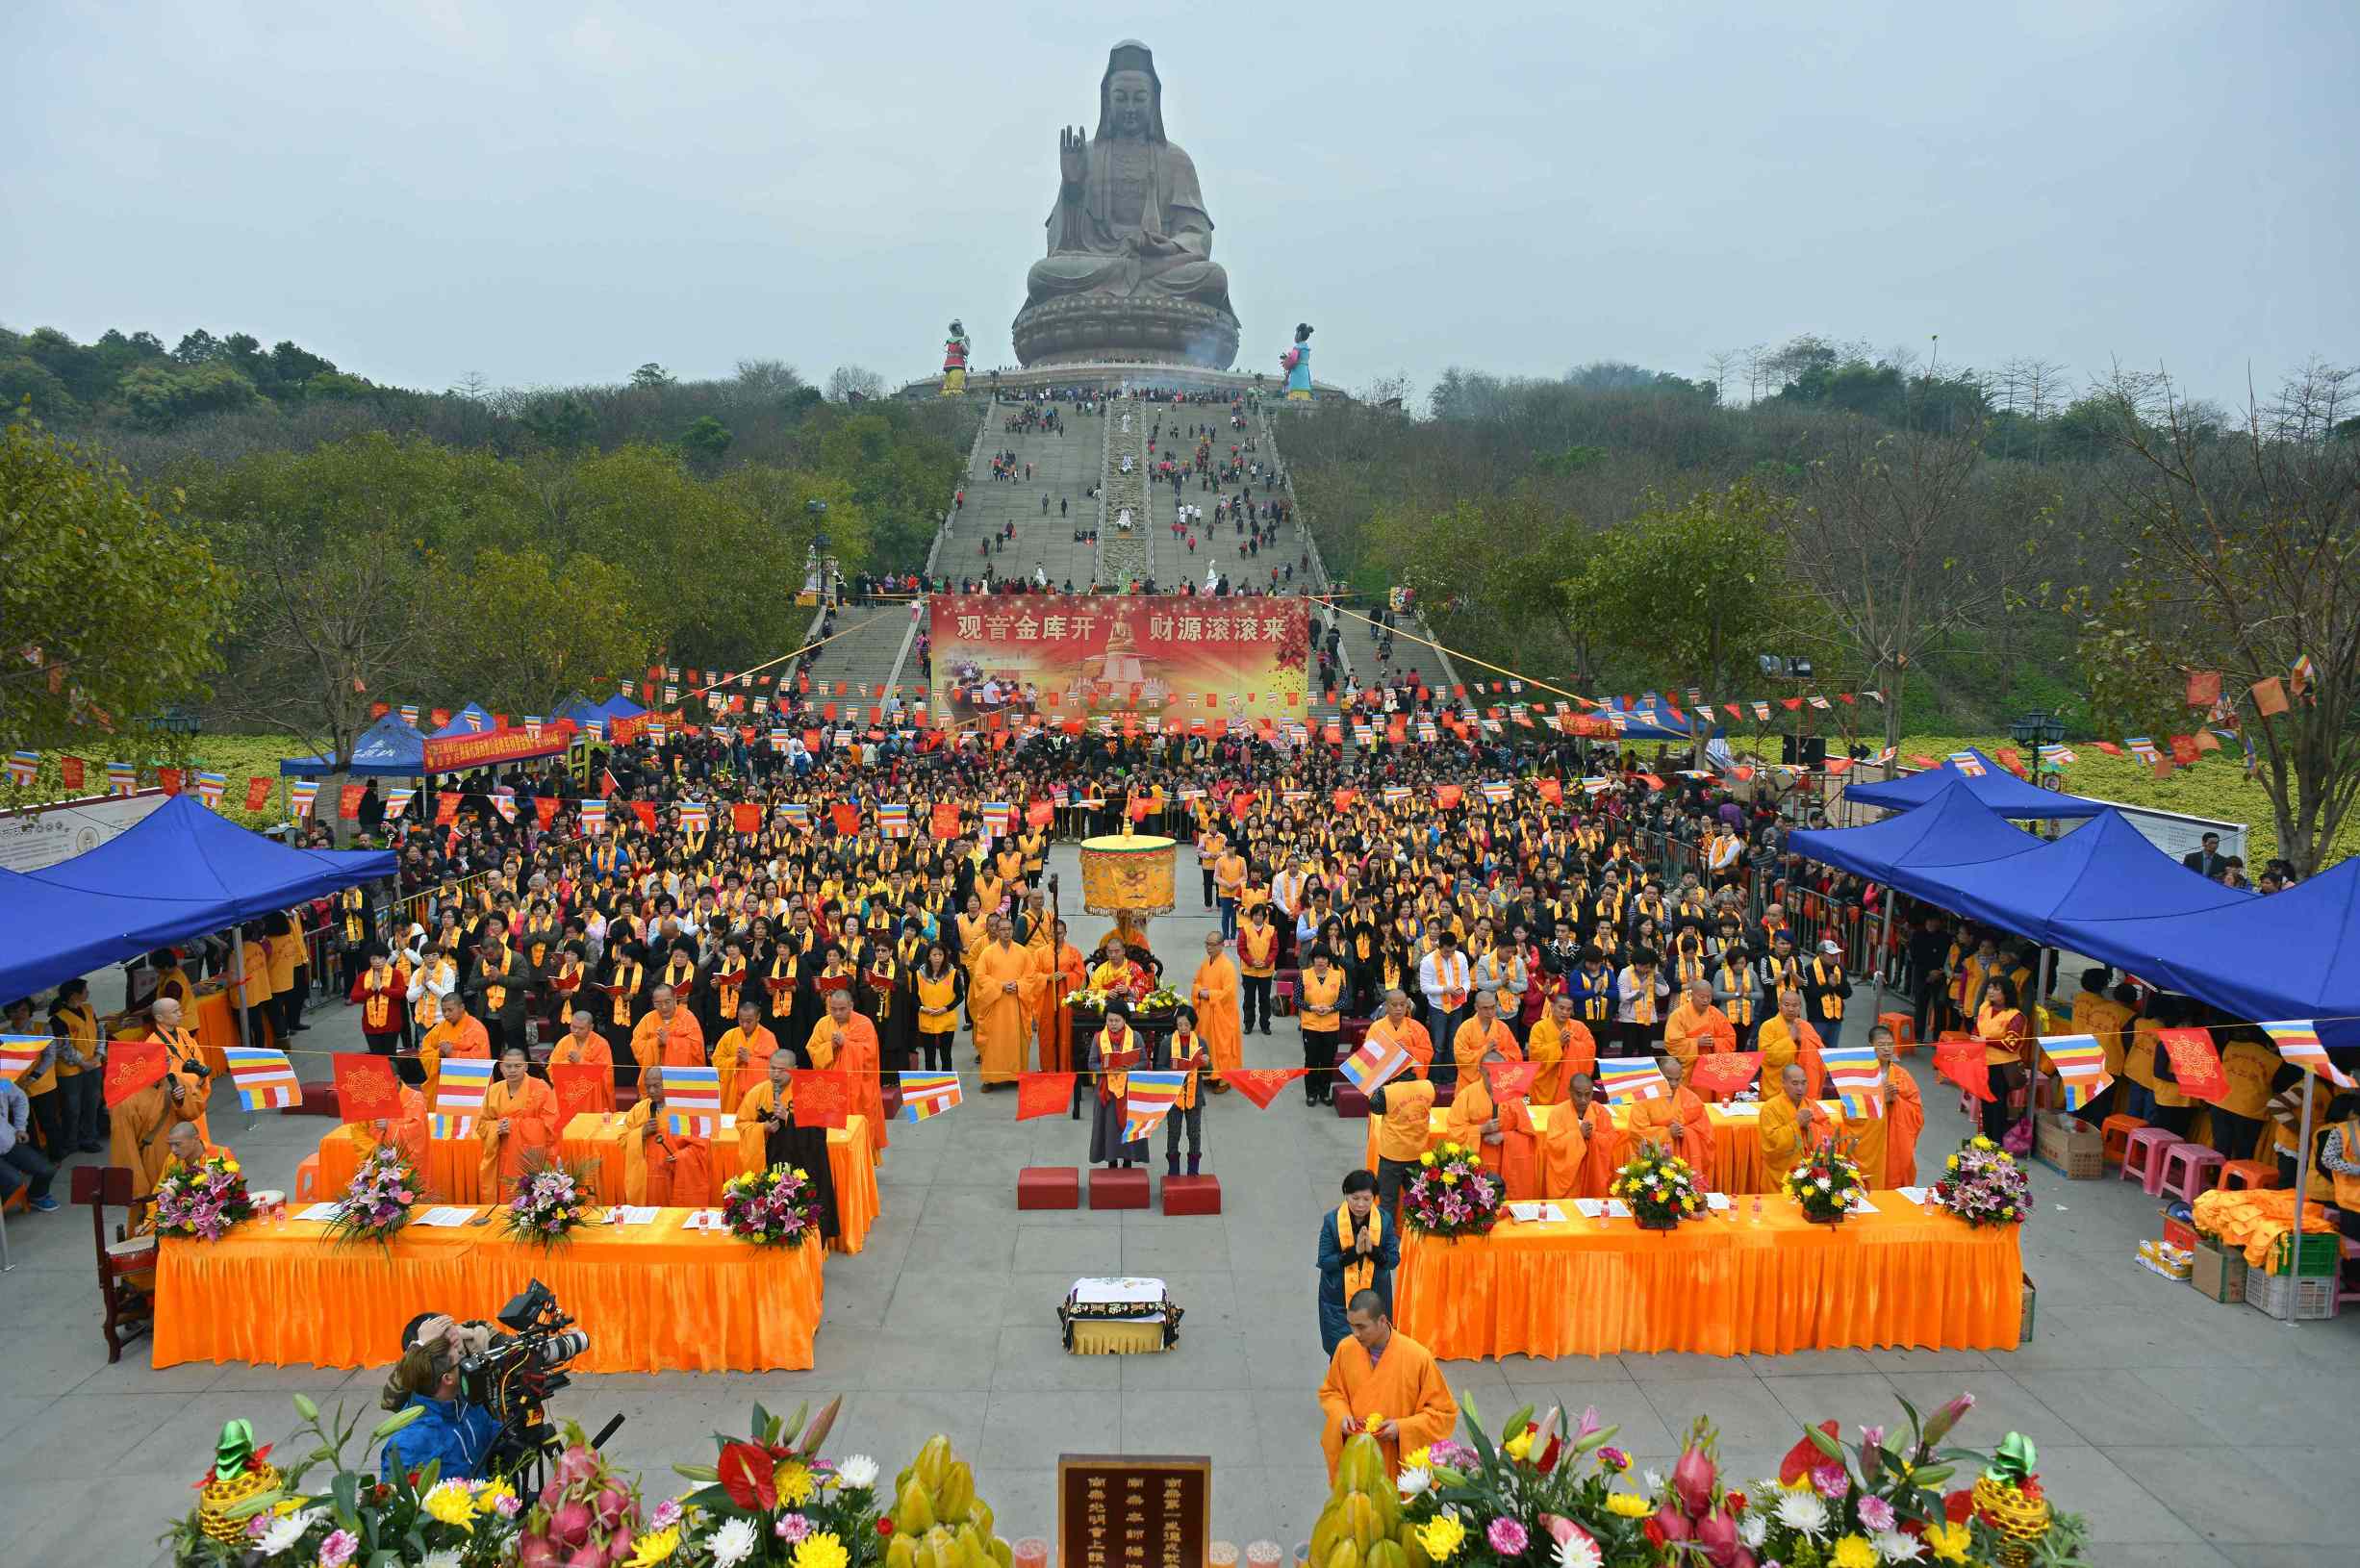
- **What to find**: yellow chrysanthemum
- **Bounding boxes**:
[421,1479,476,1531]
[1403,1445,1433,1472]
[1420,1152,1436,1167]
[1605,1493,1651,1519]
[473,1479,517,1515]
[1415,1512,1466,1559]
[792,1530,850,1568]
[627,1526,683,1566]
[223,1158,241,1174]
[775,1459,817,1505]
[1503,1428,1534,1460]
[1946,1155,1961,1172]
[1923,1522,1971,1563]
[1830,1534,1876,1568]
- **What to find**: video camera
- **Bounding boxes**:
[458,1279,590,1482]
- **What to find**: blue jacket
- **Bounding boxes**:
[381,1392,499,1482]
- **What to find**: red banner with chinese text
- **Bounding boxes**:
[928,593,1307,724]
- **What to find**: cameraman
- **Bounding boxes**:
[379,1315,500,1481]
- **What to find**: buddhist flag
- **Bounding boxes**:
[290,779,319,817]
[1382,785,1410,805]
[877,802,911,837]
[1122,1071,1188,1143]
[792,1070,850,1128]
[1223,1067,1307,1108]
[660,1063,725,1137]
[434,1057,496,1133]
[896,1071,963,1121]
[2125,736,2161,764]
[770,726,790,752]
[2037,744,2076,767]
[2259,1021,2356,1088]
[1,1035,51,1084]
[1821,1045,1885,1119]
[491,789,517,823]
[647,721,669,746]
[428,1112,471,1139]
[1415,717,1438,743]
[1750,701,1771,721]
[106,760,139,796]
[332,1052,405,1123]
[103,1041,168,1108]
[398,703,420,727]
[7,750,38,786]
[679,800,710,834]
[223,1044,302,1111]
[521,715,543,742]
[1597,1056,1669,1105]
[1480,781,1513,804]
[980,800,1013,836]
[1688,1051,1761,1097]
[1017,1072,1078,1121]
[383,787,417,821]
[194,771,226,808]
[2039,1033,2116,1112]
[781,800,811,830]
[579,798,608,834]
[1339,1033,1412,1097]
[1946,751,1987,777]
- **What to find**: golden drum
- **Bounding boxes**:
[1078,834,1178,917]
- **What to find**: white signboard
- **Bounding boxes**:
[2058,794,2247,865]
[0,788,169,873]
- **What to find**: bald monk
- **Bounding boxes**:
[1450,991,1523,1081]
[1760,1062,1843,1187]
[623,1065,715,1205]
[1624,1052,1713,1189]
[1028,920,1090,1075]
[1190,929,1244,1085]
[974,916,1032,1086]
[711,999,779,1113]
[1849,1024,1925,1187]
[355,1083,434,1194]
[1366,988,1435,1080]
[1317,1289,1459,1482]
[476,1046,559,1200]
[109,998,212,1192]
[1526,991,1594,1105]
[806,987,887,1153]
[1663,979,1739,1100]
[131,1121,227,1241]
[732,1049,838,1243]
[418,992,490,1099]
[1561,1073,1623,1200]
[630,983,707,1072]
[546,1010,616,1114]
[1445,1045,1580,1201]
[1755,989,1827,1102]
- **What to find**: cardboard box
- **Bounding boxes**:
[2018,1273,2037,1342]
[2035,1112,2104,1180]
[2191,1238,2247,1303]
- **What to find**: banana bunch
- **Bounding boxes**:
[1307,1435,1428,1568]
[888,1435,1014,1568]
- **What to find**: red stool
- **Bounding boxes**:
[1877,1011,1917,1054]
[1088,1167,1151,1210]
[1332,1086,1370,1118]
[2220,1159,2280,1191]
[2156,1143,2226,1202]
[1016,1166,1079,1211]
[2099,1114,2147,1166]
[1162,1175,1222,1216]
[2120,1126,2182,1196]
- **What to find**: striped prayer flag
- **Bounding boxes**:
[290,779,319,817]
[896,1071,963,1121]
[647,721,668,746]
[6,750,38,786]
[980,800,1013,834]
[194,771,227,808]
[1807,694,1831,710]
[223,1044,302,1111]
[1122,1071,1188,1144]
[1822,1045,1886,1120]
[679,801,710,833]
[2038,1033,2116,1111]
[1,1035,51,1084]
[1597,1056,1669,1105]
[1382,786,1410,804]
[770,726,790,752]
[398,703,419,727]
[1415,718,1438,742]
[663,684,678,705]
[2125,736,2160,763]
[1750,701,1771,721]
[578,798,607,834]
[2037,744,2076,766]
[780,801,810,829]
[660,1063,724,1137]
[106,761,138,796]
[1947,751,1987,777]
[435,1057,495,1124]
[1873,746,1897,764]
[1480,781,1513,804]
[523,715,543,742]
[2260,1021,2355,1088]
[1338,1035,1411,1096]
[429,1112,473,1140]
[2292,652,2318,688]
[1352,722,1374,746]
[383,788,417,821]
[491,789,517,823]
[877,802,911,837]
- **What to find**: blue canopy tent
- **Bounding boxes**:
[429,702,498,740]
[1592,695,1721,743]
[1843,747,2105,819]
[280,714,428,777]
[0,866,229,1003]
[597,693,647,721]
[19,795,396,923]
[1927,809,2250,941]
[1786,778,2047,903]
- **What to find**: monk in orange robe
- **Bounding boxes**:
[973,917,1032,1086]
[1662,979,1739,1100]
[1317,1292,1459,1481]
[1761,1062,1843,1187]
[1561,1073,1623,1200]
[623,1064,716,1205]
[1525,992,1593,1105]
[110,997,213,1187]
[1851,1024,1925,1187]
[1450,992,1523,1080]
[1624,1052,1713,1189]
[807,986,887,1152]
[476,1047,559,1200]
[1190,930,1245,1084]
[356,1085,434,1193]
[1028,923,1090,1075]
[418,992,491,1100]
[630,984,707,1071]
[1755,990,1827,1101]
[711,999,778,1113]
[546,1011,616,1114]
[1444,1046,1582,1201]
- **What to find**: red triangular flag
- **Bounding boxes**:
[732,802,762,834]
[1223,1068,1307,1108]
[1017,1072,1077,1121]
[831,802,861,836]
[631,800,658,833]
[1933,1037,1994,1102]
[1484,1061,1541,1101]
[332,1052,406,1123]
[791,1070,850,1128]
[549,1063,610,1125]
[2158,1027,2228,1103]
[1687,1051,1762,1097]
[103,1041,168,1108]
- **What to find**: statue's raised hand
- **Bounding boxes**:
[1059,124,1088,186]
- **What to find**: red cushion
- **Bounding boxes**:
[1088,1167,1152,1209]
[1341,1016,1371,1048]
[1162,1175,1222,1215]
[293,1081,341,1119]
[1332,1086,1370,1119]
[1017,1166,1080,1210]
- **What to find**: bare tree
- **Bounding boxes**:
[825,365,886,402]
[1704,349,1739,406]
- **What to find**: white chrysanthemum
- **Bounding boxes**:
[1553,1525,1604,1568]
[1643,1469,1665,1492]
[419,1551,463,1568]
[1815,1176,1832,1191]
[256,1508,322,1558]
[837,1454,879,1490]
[1738,1513,1768,1550]
[1773,1487,1831,1539]
[1397,1467,1432,1500]
[710,1516,760,1568]
[1873,1528,1924,1561]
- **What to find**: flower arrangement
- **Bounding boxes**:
[499,1154,603,1251]
[722,1163,825,1249]
[1401,1140,1504,1238]
[322,1146,419,1249]
[152,1151,255,1241]
[518,1423,646,1567]
[1368,1393,1657,1568]
[1138,986,1184,1012]
[163,1394,524,1567]
[1780,1136,1865,1225]
[1609,1141,1704,1231]
[1062,987,1115,1010]
[1932,1135,2031,1227]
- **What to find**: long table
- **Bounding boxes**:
[152,1209,825,1373]
[1391,1193,2022,1360]
[1361,1100,1836,1195]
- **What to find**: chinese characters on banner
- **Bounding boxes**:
[1056,1455,1208,1568]
[929,594,1307,725]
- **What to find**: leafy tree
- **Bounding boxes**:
[116,361,264,427]
[630,362,674,389]
[0,357,81,419]
[520,393,596,450]
[679,414,734,466]
[0,416,232,749]
[448,547,652,717]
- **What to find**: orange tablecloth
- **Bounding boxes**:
[318,1124,489,1205]
[1392,1194,2022,1360]
[152,1210,824,1373]
[190,986,249,1069]
[557,1112,879,1254]
[1361,1100,1818,1195]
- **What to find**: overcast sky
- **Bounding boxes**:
[6,2,2353,407]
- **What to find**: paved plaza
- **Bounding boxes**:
[4,841,2356,1567]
